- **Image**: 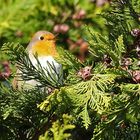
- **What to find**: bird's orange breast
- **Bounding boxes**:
[31,40,59,58]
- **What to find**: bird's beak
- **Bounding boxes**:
[54,33,59,42]
[55,33,59,38]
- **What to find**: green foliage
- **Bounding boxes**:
[0,0,140,140]
[0,0,107,47]
[39,114,75,140]
[0,84,48,139]
[92,83,140,140]
[1,42,25,63]
[86,28,126,67]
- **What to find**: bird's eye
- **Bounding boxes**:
[39,36,44,40]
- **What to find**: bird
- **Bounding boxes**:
[12,31,63,90]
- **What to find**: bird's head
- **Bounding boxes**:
[27,31,59,57]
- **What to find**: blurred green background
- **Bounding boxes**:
[0,0,109,47]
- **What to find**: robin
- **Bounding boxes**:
[13,31,62,90]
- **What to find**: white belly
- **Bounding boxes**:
[20,54,63,89]
[30,55,62,75]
